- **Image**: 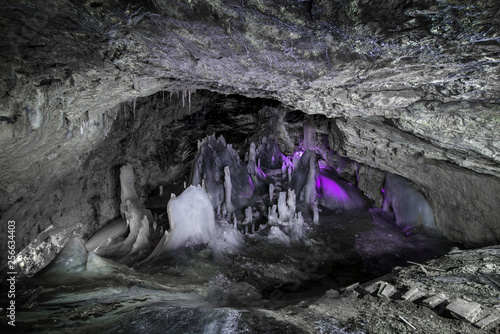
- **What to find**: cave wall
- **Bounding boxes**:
[330,117,500,245]
[1,0,499,269]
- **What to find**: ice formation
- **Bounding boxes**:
[317,166,370,211]
[120,164,139,203]
[269,183,275,203]
[255,138,283,169]
[383,173,438,233]
[224,166,235,213]
[210,220,244,255]
[268,226,292,246]
[165,185,217,250]
[88,164,152,261]
[141,185,243,261]
[313,201,319,224]
[191,135,254,211]
[85,218,127,252]
[86,251,126,274]
[277,191,290,221]
[290,150,319,207]
[41,236,88,275]
[287,189,296,218]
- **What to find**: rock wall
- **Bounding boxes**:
[331,117,500,246]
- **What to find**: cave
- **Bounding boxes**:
[1,0,499,333]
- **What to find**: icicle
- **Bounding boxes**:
[268,204,278,225]
[288,166,293,184]
[296,212,304,239]
[269,184,275,203]
[313,201,319,224]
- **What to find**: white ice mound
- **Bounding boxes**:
[166,185,217,250]
[86,251,126,274]
[383,173,438,233]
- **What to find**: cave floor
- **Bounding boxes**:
[7,211,500,333]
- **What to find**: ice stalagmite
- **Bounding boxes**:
[268,205,278,225]
[131,216,150,254]
[269,183,275,203]
[303,156,318,206]
[87,164,152,260]
[291,150,319,208]
[224,166,235,213]
[191,135,253,211]
[287,189,296,219]
[277,191,290,221]
[313,201,319,224]
[165,185,217,250]
[141,185,242,261]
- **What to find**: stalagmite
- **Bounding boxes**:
[278,191,290,222]
[287,189,296,219]
[224,166,235,213]
[313,201,319,225]
[269,183,275,203]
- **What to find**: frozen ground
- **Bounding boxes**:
[8,206,494,334]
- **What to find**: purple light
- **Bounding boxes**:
[318,175,349,201]
[255,165,266,178]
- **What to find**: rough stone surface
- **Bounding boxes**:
[331,117,500,245]
[0,0,499,265]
